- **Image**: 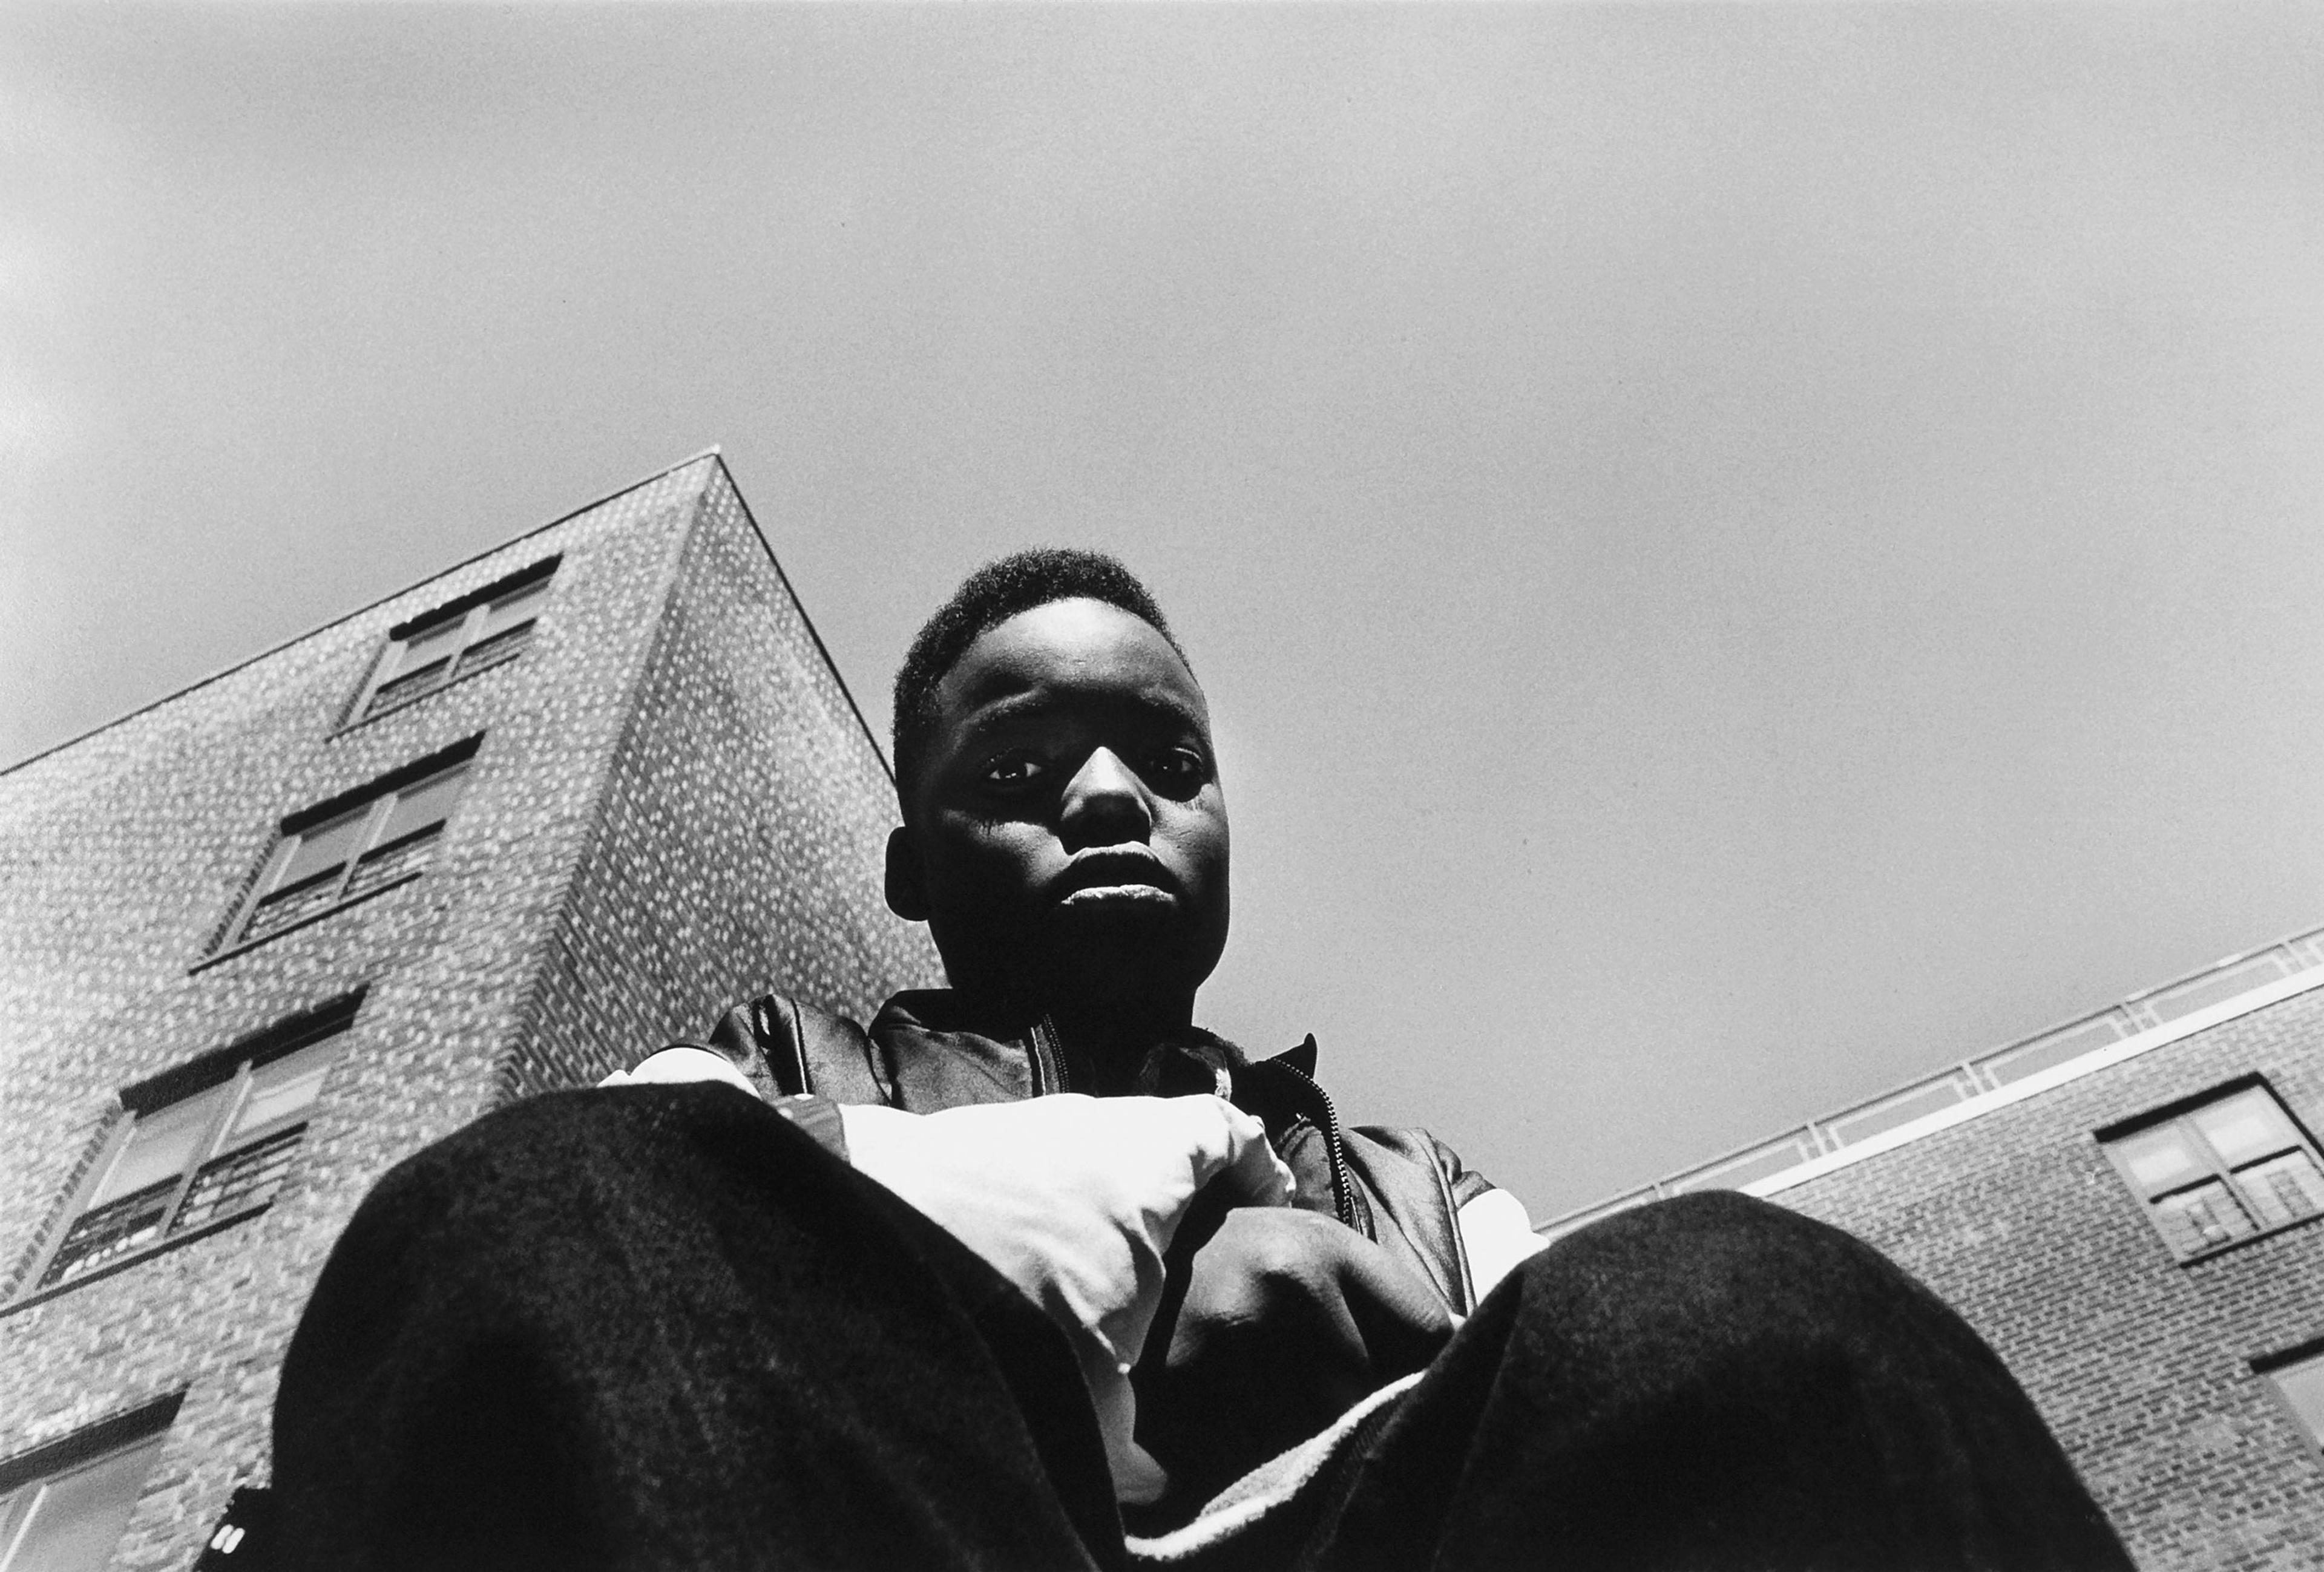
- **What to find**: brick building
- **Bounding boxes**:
[11,451,2322,1572]
[1543,931,2324,1570]
[0,453,939,1569]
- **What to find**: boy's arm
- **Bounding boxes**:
[604,1046,1292,1503]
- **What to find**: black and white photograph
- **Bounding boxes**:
[1,4,2320,1567]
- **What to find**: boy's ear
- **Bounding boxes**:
[884,826,931,922]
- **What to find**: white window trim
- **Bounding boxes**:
[220,755,473,952]
[15,1004,358,1301]
[2099,1079,2324,1264]
[347,565,555,726]
[0,1397,179,1572]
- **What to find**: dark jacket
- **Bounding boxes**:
[688,989,1497,1315]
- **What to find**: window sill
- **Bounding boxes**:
[2,1204,273,1319]
[2176,1208,2324,1266]
[190,870,424,974]
[332,648,530,737]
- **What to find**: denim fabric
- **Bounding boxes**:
[272,1085,1122,1572]
[1305,1191,2133,1571]
[272,1093,2130,1572]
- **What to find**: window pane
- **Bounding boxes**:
[0,1433,168,1572]
[2191,1090,2303,1167]
[0,1484,31,1567]
[40,1185,175,1286]
[241,876,346,942]
[478,578,549,640]
[344,831,438,898]
[2235,1150,2324,1230]
[449,623,534,681]
[173,1128,306,1233]
[275,807,370,890]
[2153,1179,2257,1255]
[375,766,467,849]
[2269,1357,2324,1449]
[366,658,450,716]
[2112,1124,2208,1199]
[228,1039,343,1141]
[91,1085,231,1205]
[390,615,467,679]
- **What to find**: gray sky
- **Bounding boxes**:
[4,3,2321,1219]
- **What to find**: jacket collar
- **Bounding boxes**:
[867,989,1264,1102]
[864,989,1357,1230]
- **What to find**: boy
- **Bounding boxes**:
[273,551,2129,1569]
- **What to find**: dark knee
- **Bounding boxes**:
[390,1082,778,1185]
[1556,1187,1835,1251]
[329,1083,806,1277]
[1531,1189,1865,1290]
[1482,1199,2118,1568]
[1515,1190,1979,1378]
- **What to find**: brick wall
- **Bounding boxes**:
[0,455,924,1570]
[1781,986,2324,1571]
[511,462,939,1098]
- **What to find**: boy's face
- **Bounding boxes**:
[887,597,1229,1021]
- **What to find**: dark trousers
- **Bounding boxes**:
[272,1086,2131,1571]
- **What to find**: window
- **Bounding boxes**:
[228,742,476,947]
[2259,1345,2324,1454]
[2100,1079,2324,1260]
[355,558,557,722]
[33,1000,358,1292]
[0,1399,177,1572]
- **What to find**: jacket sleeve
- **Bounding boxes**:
[1343,1126,1493,1314]
[1415,1133,1550,1306]
[1428,1132,1498,1211]
[702,992,896,1107]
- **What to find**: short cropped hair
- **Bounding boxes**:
[891,548,1186,808]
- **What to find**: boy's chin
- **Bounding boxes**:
[1049,898,1211,960]
[1029,909,1219,1009]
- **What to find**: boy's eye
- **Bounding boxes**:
[980,755,1047,791]
[1144,748,1209,797]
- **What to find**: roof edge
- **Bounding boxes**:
[0,449,726,781]
[698,456,894,784]
[1539,915,2324,1237]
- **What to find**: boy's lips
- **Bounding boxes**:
[1050,851,1179,909]
[1057,885,1175,911]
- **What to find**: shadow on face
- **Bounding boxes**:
[886,598,1230,1025]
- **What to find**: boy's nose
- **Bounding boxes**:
[1059,747,1153,848]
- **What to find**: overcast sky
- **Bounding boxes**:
[4,3,2322,1219]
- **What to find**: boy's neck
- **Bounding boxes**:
[957,979,1196,1096]
[1045,995,1197,1096]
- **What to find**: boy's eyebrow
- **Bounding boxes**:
[948,681,1210,742]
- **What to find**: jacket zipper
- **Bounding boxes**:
[1027,1020,1352,1226]
[1265,1059,1358,1231]
[1028,1017,1071,1096]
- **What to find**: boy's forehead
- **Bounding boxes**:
[932,598,1207,732]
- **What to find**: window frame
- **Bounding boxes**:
[0,1395,181,1572]
[2098,1075,2324,1264]
[12,997,362,1305]
[215,739,480,955]
[2254,1338,2324,1461]
[345,557,559,727]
